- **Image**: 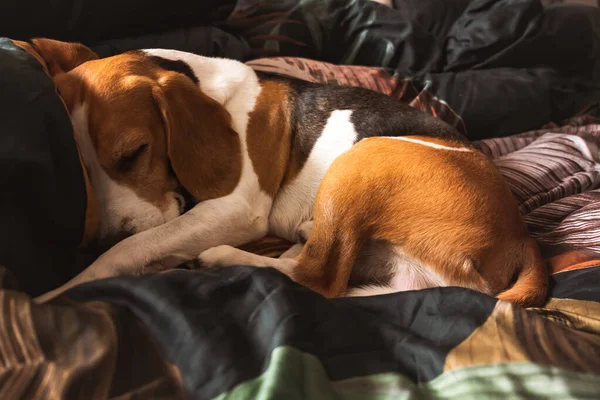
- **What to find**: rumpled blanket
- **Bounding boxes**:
[0,58,598,399]
[0,1,599,397]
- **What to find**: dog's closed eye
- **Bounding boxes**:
[119,143,148,171]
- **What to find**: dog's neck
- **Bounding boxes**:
[143,49,262,134]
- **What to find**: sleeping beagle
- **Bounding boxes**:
[17,39,548,306]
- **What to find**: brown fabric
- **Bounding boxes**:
[0,266,184,400]
[445,298,600,373]
[550,255,600,274]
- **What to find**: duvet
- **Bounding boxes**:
[0,1,599,398]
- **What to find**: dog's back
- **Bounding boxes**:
[259,72,468,144]
[258,72,470,241]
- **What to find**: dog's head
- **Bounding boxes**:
[16,39,242,248]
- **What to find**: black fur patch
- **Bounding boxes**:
[256,71,470,173]
[146,55,199,85]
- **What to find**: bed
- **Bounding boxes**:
[0,0,599,398]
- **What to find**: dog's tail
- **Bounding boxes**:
[496,237,548,307]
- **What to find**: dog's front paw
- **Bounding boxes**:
[196,245,238,268]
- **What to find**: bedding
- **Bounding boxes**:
[1,58,599,398]
[0,0,599,398]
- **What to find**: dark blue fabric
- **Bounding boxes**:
[550,265,600,302]
[0,0,236,43]
[67,266,497,399]
[0,39,89,295]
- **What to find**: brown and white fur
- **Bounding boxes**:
[17,39,548,306]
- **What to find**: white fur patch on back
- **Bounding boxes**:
[71,104,175,238]
[269,110,358,241]
[142,49,257,121]
[383,136,472,152]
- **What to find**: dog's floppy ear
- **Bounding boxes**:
[14,38,98,77]
[152,71,242,201]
